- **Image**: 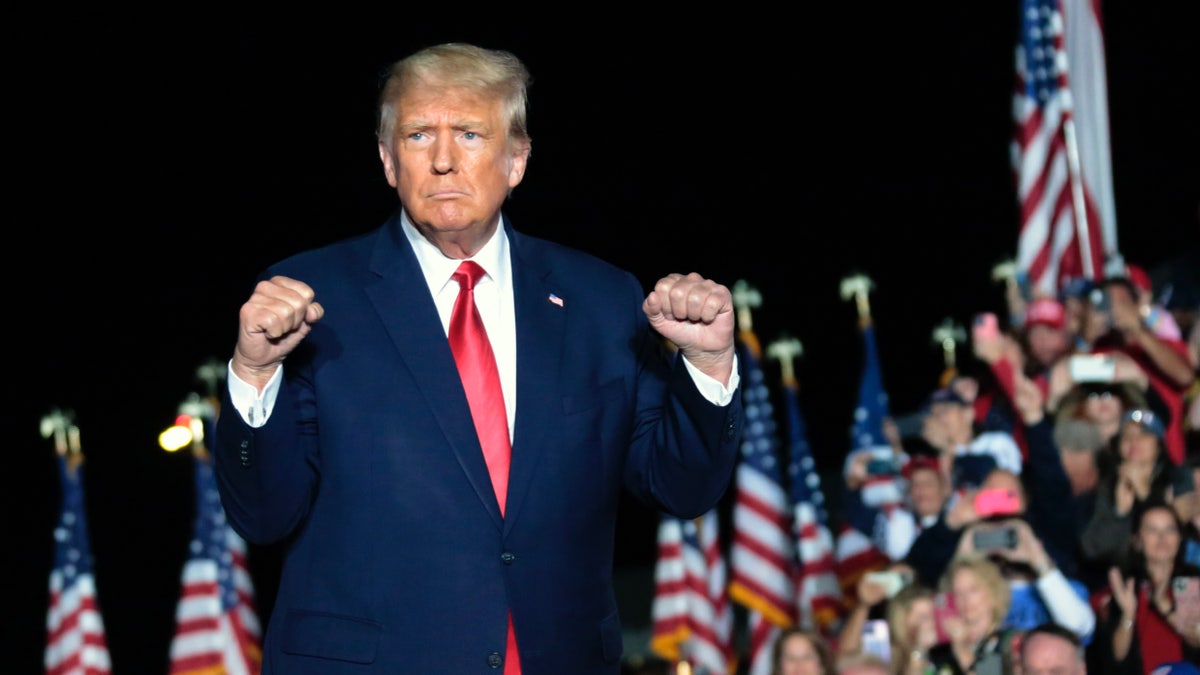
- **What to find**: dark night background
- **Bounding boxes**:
[6,8,1199,674]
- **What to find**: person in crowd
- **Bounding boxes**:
[1071,276,1196,465]
[837,563,922,665]
[211,42,743,674]
[1093,499,1200,674]
[772,626,839,675]
[1082,409,1197,573]
[926,554,1018,675]
[1125,263,1184,343]
[919,386,1023,498]
[951,469,1096,643]
[1023,298,1078,379]
[1053,380,1156,450]
[1011,367,1107,591]
[886,583,940,675]
[1018,622,1088,675]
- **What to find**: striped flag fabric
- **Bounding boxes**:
[45,454,112,675]
[651,515,689,661]
[168,450,262,675]
[1013,0,1119,297]
[727,331,797,675]
[650,512,735,675]
[834,323,896,605]
[781,378,843,636]
[729,332,796,624]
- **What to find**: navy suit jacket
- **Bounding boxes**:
[213,211,743,674]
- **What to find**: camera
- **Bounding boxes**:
[865,457,901,476]
[972,526,1018,551]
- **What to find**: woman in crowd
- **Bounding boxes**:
[1093,499,1200,674]
[926,554,1017,675]
[772,626,839,675]
[886,584,939,675]
[1081,409,1197,572]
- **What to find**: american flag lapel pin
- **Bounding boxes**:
[548,293,564,307]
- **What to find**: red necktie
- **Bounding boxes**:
[449,260,512,513]
[448,261,521,674]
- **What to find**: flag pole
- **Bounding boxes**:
[1062,116,1095,279]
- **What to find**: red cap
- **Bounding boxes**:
[1125,264,1152,293]
[1024,297,1066,330]
[902,455,940,480]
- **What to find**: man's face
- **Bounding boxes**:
[378,83,529,250]
[1026,324,1070,368]
[908,468,949,518]
[1020,632,1085,675]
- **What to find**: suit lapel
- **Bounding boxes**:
[503,232,567,534]
[363,218,505,528]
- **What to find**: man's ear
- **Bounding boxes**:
[379,142,399,188]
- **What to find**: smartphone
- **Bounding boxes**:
[972,312,1000,341]
[1069,353,1116,382]
[861,619,891,664]
[864,570,909,599]
[974,487,1021,517]
[1171,576,1200,637]
[865,458,900,476]
[972,526,1018,551]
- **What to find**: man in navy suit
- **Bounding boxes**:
[213,42,743,674]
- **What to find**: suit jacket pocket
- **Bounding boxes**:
[280,609,381,664]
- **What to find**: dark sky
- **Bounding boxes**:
[7,8,1199,673]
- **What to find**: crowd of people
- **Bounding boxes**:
[788,266,1200,675]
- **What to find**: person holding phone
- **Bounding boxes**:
[950,469,1096,644]
[1062,276,1195,465]
[1094,500,1200,673]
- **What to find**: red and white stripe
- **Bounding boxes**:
[45,572,111,675]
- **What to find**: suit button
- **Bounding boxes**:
[487,652,503,668]
[500,551,516,565]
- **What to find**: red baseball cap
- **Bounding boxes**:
[1024,297,1066,330]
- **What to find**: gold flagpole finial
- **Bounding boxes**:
[40,407,83,471]
[731,279,762,335]
[991,259,1019,293]
[931,318,966,372]
[766,335,804,388]
[839,273,875,324]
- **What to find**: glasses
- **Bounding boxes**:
[1086,391,1115,401]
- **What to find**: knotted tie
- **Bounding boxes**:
[449,260,512,513]
[448,261,521,674]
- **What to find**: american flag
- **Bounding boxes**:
[727,331,797,675]
[651,515,689,661]
[45,455,112,675]
[1013,0,1119,297]
[834,323,895,606]
[650,512,735,675]
[781,376,843,636]
[168,447,262,675]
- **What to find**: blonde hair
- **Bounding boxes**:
[376,42,531,152]
[885,584,935,652]
[940,553,1011,627]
